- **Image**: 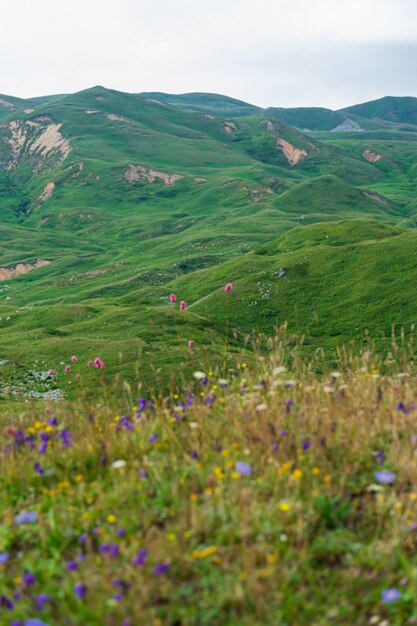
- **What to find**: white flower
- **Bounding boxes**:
[323,385,335,393]
[273,366,287,376]
[331,372,342,378]
[188,422,199,429]
[255,403,268,412]
[193,371,206,380]
[111,460,126,469]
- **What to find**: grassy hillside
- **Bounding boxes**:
[0,87,417,396]
[342,96,417,125]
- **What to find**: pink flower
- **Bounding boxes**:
[94,358,105,369]
[65,365,71,373]
[188,340,194,348]
[180,300,187,310]
[169,294,177,303]
[87,360,93,367]
[71,355,78,363]
[45,407,50,414]
[224,283,233,293]
[75,373,81,380]
[48,369,55,376]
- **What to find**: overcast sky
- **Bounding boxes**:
[2,0,416,109]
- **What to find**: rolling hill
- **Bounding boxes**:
[1,87,417,395]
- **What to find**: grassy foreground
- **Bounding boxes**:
[1,330,417,625]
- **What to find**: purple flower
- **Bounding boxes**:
[25,621,49,626]
[66,561,78,571]
[148,434,158,444]
[113,592,123,602]
[191,450,199,460]
[0,552,9,563]
[374,470,396,485]
[133,548,148,567]
[281,430,288,437]
[109,544,119,558]
[99,544,110,554]
[34,462,45,475]
[153,562,170,576]
[116,528,125,538]
[301,438,312,451]
[235,462,253,477]
[272,443,279,452]
[15,511,38,524]
[23,571,35,585]
[79,533,88,544]
[74,583,87,599]
[381,588,402,602]
[0,595,14,609]
[138,470,147,479]
[57,429,72,447]
[35,594,50,610]
[396,402,408,414]
[48,417,57,427]
[112,579,130,590]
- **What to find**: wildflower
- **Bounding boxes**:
[381,588,402,602]
[79,533,88,544]
[35,594,50,610]
[75,373,81,380]
[374,470,396,485]
[15,511,38,524]
[224,283,233,292]
[133,549,148,567]
[71,355,78,363]
[111,460,126,469]
[65,365,71,373]
[153,562,170,576]
[34,461,45,475]
[87,360,93,367]
[74,583,87,599]
[23,571,35,585]
[301,439,312,451]
[169,293,177,303]
[188,340,194,348]
[396,402,408,414]
[66,561,78,571]
[107,514,117,524]
[138,470,147,478]
[191,546,218,559]
[24,621,49,626]
[235,461,253,477]
[148,434,158,444]
[0,552,9,564]
[279,502,291,512]
[0,595,14,609]
[48,369,55,376]
[193,371,206,380]
[291,469,303,480]
[180,300,186,310]
[94,358,105,369]
[116,528,125,537]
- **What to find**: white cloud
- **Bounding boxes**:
[0,0,416,108]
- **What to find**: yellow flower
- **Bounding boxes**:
[231,472,240,479]
[312,467,320,475]
[291,469,303,480]
[221,449,229,458]
[173,394,179,400]
[213,467,225,480]
[279,462,292,475]
[191,545,218,559]
[324,474,332,484]
[267,554,277,564]
[190,493,198,502]
[14,577,22,586]
[242,363,248,369]
[239,571,247,580]
[167,532,177,542]
[258,567,273,578]
[75,474,84,483]
[279,502,291,512]
[226,460,235,468]
[107,514,117,524]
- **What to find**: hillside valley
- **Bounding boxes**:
[1,87,417,394]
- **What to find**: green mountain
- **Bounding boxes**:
[341,95,417,125]
[0,86,417,393]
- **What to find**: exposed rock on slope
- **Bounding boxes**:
[276,138,308,166]
[4,119,71,171]
[0,259,50,281]
[363,149,382,163]
[124,164,183,185]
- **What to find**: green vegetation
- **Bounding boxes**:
[0,87,417,395]
[1,334,417,624]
